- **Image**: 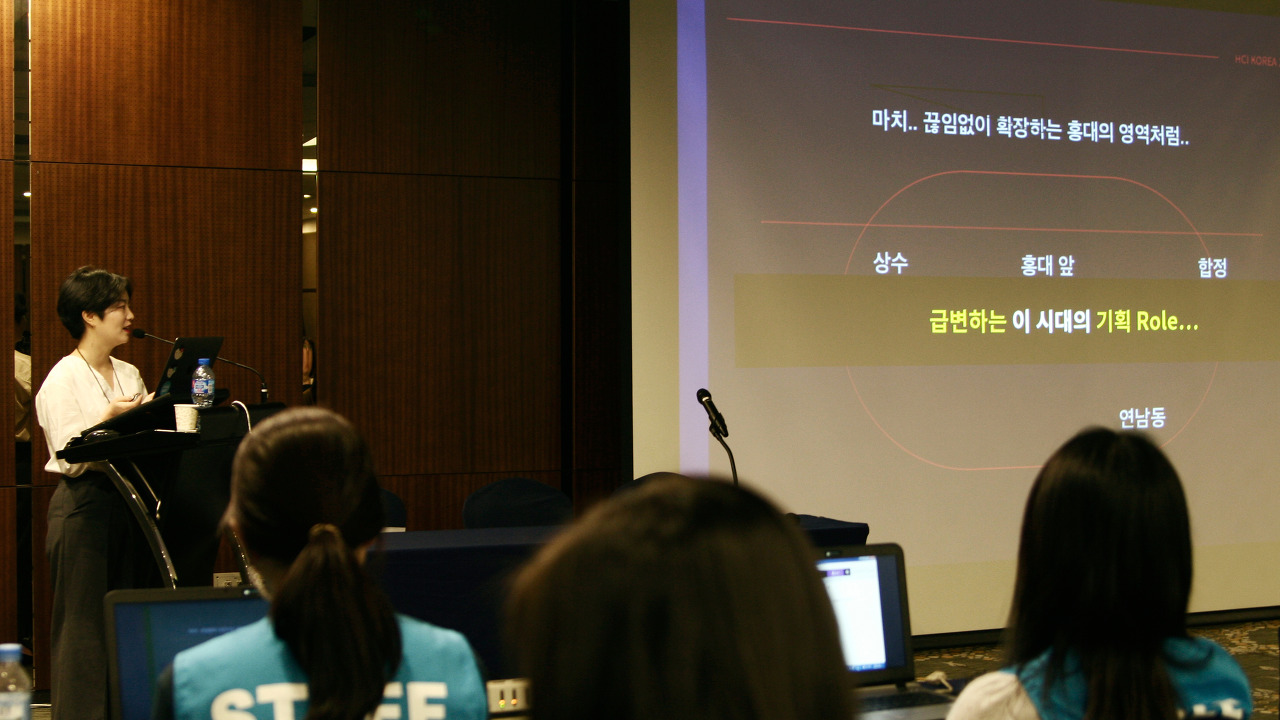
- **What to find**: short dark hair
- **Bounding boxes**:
[55,266,133,340]
[1007,427,1193,720]
[506,475,853,720]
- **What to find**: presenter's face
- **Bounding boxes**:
[90,295,134,348]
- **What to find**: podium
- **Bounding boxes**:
[57,398,285,588]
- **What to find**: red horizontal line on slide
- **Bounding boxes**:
[726,17,1220,60]
[760,220,1261,237]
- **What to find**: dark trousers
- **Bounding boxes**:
[47,472,150,720]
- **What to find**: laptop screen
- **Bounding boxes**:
[817,543,913,686]
[152,336,223,400]
[105,586,268,720]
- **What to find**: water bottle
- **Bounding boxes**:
[191,358,215,408]
[0,644,30,720]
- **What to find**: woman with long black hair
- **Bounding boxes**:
[947,428,1252,720]
[154,407,487,720]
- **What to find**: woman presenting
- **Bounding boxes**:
[36,266,150,720]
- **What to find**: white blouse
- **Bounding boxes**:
[35,353,146,477]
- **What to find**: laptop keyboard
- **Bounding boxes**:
[860,690,952,711]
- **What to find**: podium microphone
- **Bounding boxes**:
[132,329,270,404]
[131,329,174,345]
[696,388,737,485]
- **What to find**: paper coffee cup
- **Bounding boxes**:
[174,404,200,433]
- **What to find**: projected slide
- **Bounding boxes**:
[733,165,1277,470]
[680,0,1280,583]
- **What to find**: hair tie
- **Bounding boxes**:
[309,523,342,541]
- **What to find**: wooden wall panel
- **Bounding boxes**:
[319,173,561,482]
[318,0,562,178]
[0,159,13,650]
[29,485,51,690]
[0,0,11,159]
[0,0,15,653]
[0,489,16,645]
[29,165,301,448]
[0,161,14,483]
[32,0,298,169]
[319,0,630,526]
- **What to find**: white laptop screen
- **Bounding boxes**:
[823,555,889,671]
[817,544,912,685]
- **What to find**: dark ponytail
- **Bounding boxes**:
[271,524,401,720]
[228,407,401,720]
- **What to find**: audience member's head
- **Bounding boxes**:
[226,406,398,720]
[1007,427,1192,717]
[506,474,852,720]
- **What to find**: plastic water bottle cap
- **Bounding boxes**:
[198,358,210,364]
[0,644,20,662]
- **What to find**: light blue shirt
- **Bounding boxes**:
[1005,636,1251,720]
[170,615,487,720]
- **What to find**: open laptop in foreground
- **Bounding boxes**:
[817,543,955,720]
[105,585,268,720]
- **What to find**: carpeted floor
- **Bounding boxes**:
[914,619,1280,718]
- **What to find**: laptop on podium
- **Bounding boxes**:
[152,336,223,401]
[817,543,955,720]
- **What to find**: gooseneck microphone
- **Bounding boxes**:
[132,329,270,404]
[130,328,172,344]
[696,388,737,485]
[696,388,728,438]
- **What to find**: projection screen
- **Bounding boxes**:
[633,0,1280,634]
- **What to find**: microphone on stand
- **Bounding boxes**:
[697,388,728,438]
[132,329,270,404]
[696,388,737,485]
[130,328,174,345]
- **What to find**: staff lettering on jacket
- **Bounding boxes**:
[211,681,448,720]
